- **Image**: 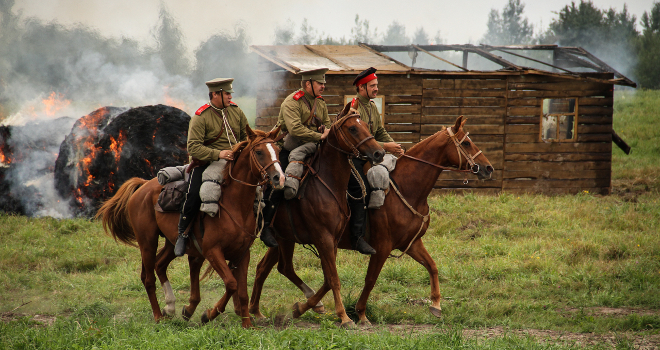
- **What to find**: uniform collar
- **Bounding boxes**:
[303,90,317,103]
[356,93,371,104]
[209,101,226,111]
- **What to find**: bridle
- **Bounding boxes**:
[227,137,281,187]
[325,113,375,158]
[446,127,482,174]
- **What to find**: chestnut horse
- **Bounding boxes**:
[248,115,493,325]
[189,112,384,328]
[96,126,284,328]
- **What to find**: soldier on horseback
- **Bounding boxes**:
[174,78,249,257]
[348,67,404,255]
[260,68,332,248]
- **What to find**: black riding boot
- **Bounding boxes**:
[260,200,279,248]
[349,201,376,255]
[174,213,193,257]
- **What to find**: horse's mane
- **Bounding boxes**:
[221,129,270,183]
[405,126,448,156]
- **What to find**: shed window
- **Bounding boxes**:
[541,98,577,141]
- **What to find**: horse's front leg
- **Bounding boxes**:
[275,239,325,314]
[405,239,442,317]
[292,237,354,328]
[355,246,391,326]
[201,247,238,325]
[231,253,252,329]
[249,246,279,318]
[182,255,205,320]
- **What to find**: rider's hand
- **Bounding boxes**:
[319,127,331,140]
[383,142,404,157]
[219,150,234,160]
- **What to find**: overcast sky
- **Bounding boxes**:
[12,0,656,51]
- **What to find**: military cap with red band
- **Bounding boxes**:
[353,67,378,86]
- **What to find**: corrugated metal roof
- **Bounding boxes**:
[251,44,636,87]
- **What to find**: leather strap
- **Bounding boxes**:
[300,96,319,127]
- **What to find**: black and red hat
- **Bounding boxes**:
[353,67,377,86]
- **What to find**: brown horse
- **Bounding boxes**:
[96,126,284,328]
[248,115,493,325]
[263,112,384,327]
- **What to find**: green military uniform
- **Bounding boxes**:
[277,90,332,145]
[188,103,248,161]
[354,93,393,146]
[175,77,246,257]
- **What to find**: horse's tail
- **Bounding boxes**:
[95,177,148,247]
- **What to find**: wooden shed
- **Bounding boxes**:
[251,44,635,195]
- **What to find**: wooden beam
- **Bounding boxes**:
[575,48,637,87]
[358,43,412,70]
[303,45,352,71]
[469,47,522,70]
[249,46,299,73]
[411,44,468,71]
[482,45,576,74]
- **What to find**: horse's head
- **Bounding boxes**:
[445,116,494,180]
[330,102,384,164]
[240,125,286,189]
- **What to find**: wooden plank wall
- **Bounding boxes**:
[255,60,615,196]
[503,74,614,195]
[422,76,505,194]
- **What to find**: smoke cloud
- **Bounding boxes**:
[0,0,258,217]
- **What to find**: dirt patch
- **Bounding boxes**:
[462,326,660,350]
[560,307,660,318]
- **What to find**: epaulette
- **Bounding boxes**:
[350,98,358,109]
[293,91,304,101]
[229,101,238,107]
[195,104,210,116]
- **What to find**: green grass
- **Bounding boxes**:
[0,90,659,349]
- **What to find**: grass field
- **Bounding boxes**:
[1,90,659,349]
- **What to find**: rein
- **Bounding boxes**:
[226,138,281,187]
[390,126,484,258]
[401,128,482,184]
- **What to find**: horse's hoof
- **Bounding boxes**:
[200,309,210,324]
[182,306,193,321]
[160,308,173,319]
[357,319,372,327]
[429,305,442,318]
[292,302,303,319]
[312,304,326,314]
[340,320,356,329]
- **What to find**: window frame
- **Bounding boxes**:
[539,98,578,142]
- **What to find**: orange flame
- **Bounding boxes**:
[42,92,71,117]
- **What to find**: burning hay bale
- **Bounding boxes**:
[54,104,190,217]
[0,117,75,215]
